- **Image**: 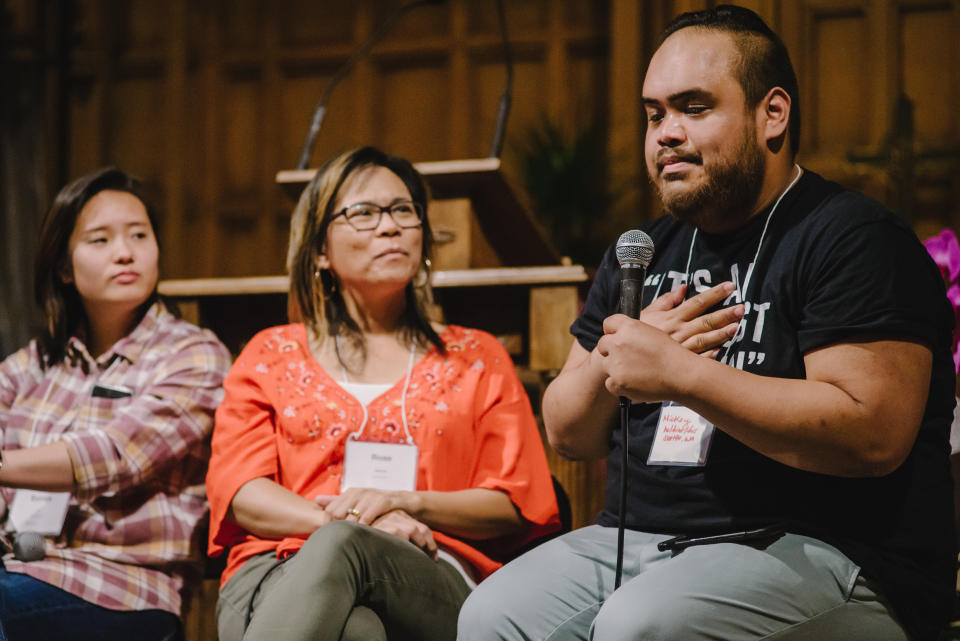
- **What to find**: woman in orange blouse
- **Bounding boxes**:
[207,147,560,641]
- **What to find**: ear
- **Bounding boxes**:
[59,262,73,284]
[757,87,790,149]
[315,253,331,270]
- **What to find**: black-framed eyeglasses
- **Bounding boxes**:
[331,201,424,231]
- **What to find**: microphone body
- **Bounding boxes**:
[616,229,655,319]
[612,229,654,590]
[618,264,646,319]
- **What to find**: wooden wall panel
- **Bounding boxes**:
[902,5,956,144]
[901,2,960,238]
[67,75,103,174]
[6,0,39,38]
[218,71,263,207]
[466,0,549,36]
[376,62,452,161]
[470,57,549,158]
[219,0,263,52]
[124,0,167,49]
[109,74,165,182]
[276,0,355,48]
[565,44,609,127]
[26,0,609,279]
[810,10,870,152]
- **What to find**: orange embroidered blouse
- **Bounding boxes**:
[207,323,560,586]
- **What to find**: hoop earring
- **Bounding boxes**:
[413,258,432,288]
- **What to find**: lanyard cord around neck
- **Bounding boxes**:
[649,165,804,303]
[712,164,802,362]
[338,335,417,445]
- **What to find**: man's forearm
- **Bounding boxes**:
[543,345,618,460]
[601,326,931,477]
[674,343,929,477]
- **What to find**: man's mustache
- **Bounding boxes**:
[656,149,702,171]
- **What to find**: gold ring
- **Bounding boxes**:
[346,508,360,517]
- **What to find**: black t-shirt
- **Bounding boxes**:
[572,171,956,640]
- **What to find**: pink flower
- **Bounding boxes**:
[925,230,960,282]
[923,229,960,372]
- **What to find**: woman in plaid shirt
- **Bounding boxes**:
[0,167,231,640]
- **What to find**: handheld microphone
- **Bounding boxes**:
[1,530,46,562]
[615,229,655,319]
[612,229,654,591]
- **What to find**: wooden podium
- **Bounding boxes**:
[159,158,603,533]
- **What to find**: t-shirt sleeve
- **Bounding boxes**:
[467,335,560,544]
[796,203,950,353]
[571,244,619,352]
[206,334,281,557]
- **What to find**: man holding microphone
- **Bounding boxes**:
[458,5,955,641]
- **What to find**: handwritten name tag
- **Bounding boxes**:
[341,440,419,492]
[647,403,715,467]
[7,489,71,536]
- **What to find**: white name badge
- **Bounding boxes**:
[647,402,715,467]
[7,489,71,536]
[341,440,419,492]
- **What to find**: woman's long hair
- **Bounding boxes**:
[287,147,443,365]
[34,167,163,368]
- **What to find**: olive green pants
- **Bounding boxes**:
[217,521,471,641]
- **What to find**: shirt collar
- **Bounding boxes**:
[66,302,164,369]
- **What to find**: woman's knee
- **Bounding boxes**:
[298,520,369,561]
[341,606,387,641]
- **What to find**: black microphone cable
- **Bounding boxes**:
[613,229,654,590]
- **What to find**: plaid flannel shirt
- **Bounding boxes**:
[0,303,230,615]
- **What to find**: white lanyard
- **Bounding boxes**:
[649,165,803,303]
[338,336,417,445]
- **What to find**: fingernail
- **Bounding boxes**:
[723,282,735,293]
[734,305,745,318]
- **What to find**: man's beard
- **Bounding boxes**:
[651,126,765,232]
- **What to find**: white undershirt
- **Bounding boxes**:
[339,381,392,406]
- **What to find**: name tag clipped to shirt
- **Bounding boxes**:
[341,440,419,492]
[7,489,71,536]
[647,402,715,467]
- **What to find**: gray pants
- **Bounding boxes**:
[218,520,471,641]
[457,525,908,641]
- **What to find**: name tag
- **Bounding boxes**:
[7,489,71,536]
[647,402,715,467]
[341,440,419,492]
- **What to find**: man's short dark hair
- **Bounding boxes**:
[663,4,801,156]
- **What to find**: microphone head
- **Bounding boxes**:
[616,229,654,268]
[12,532,46,562]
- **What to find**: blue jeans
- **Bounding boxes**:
[0,566,181,641]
